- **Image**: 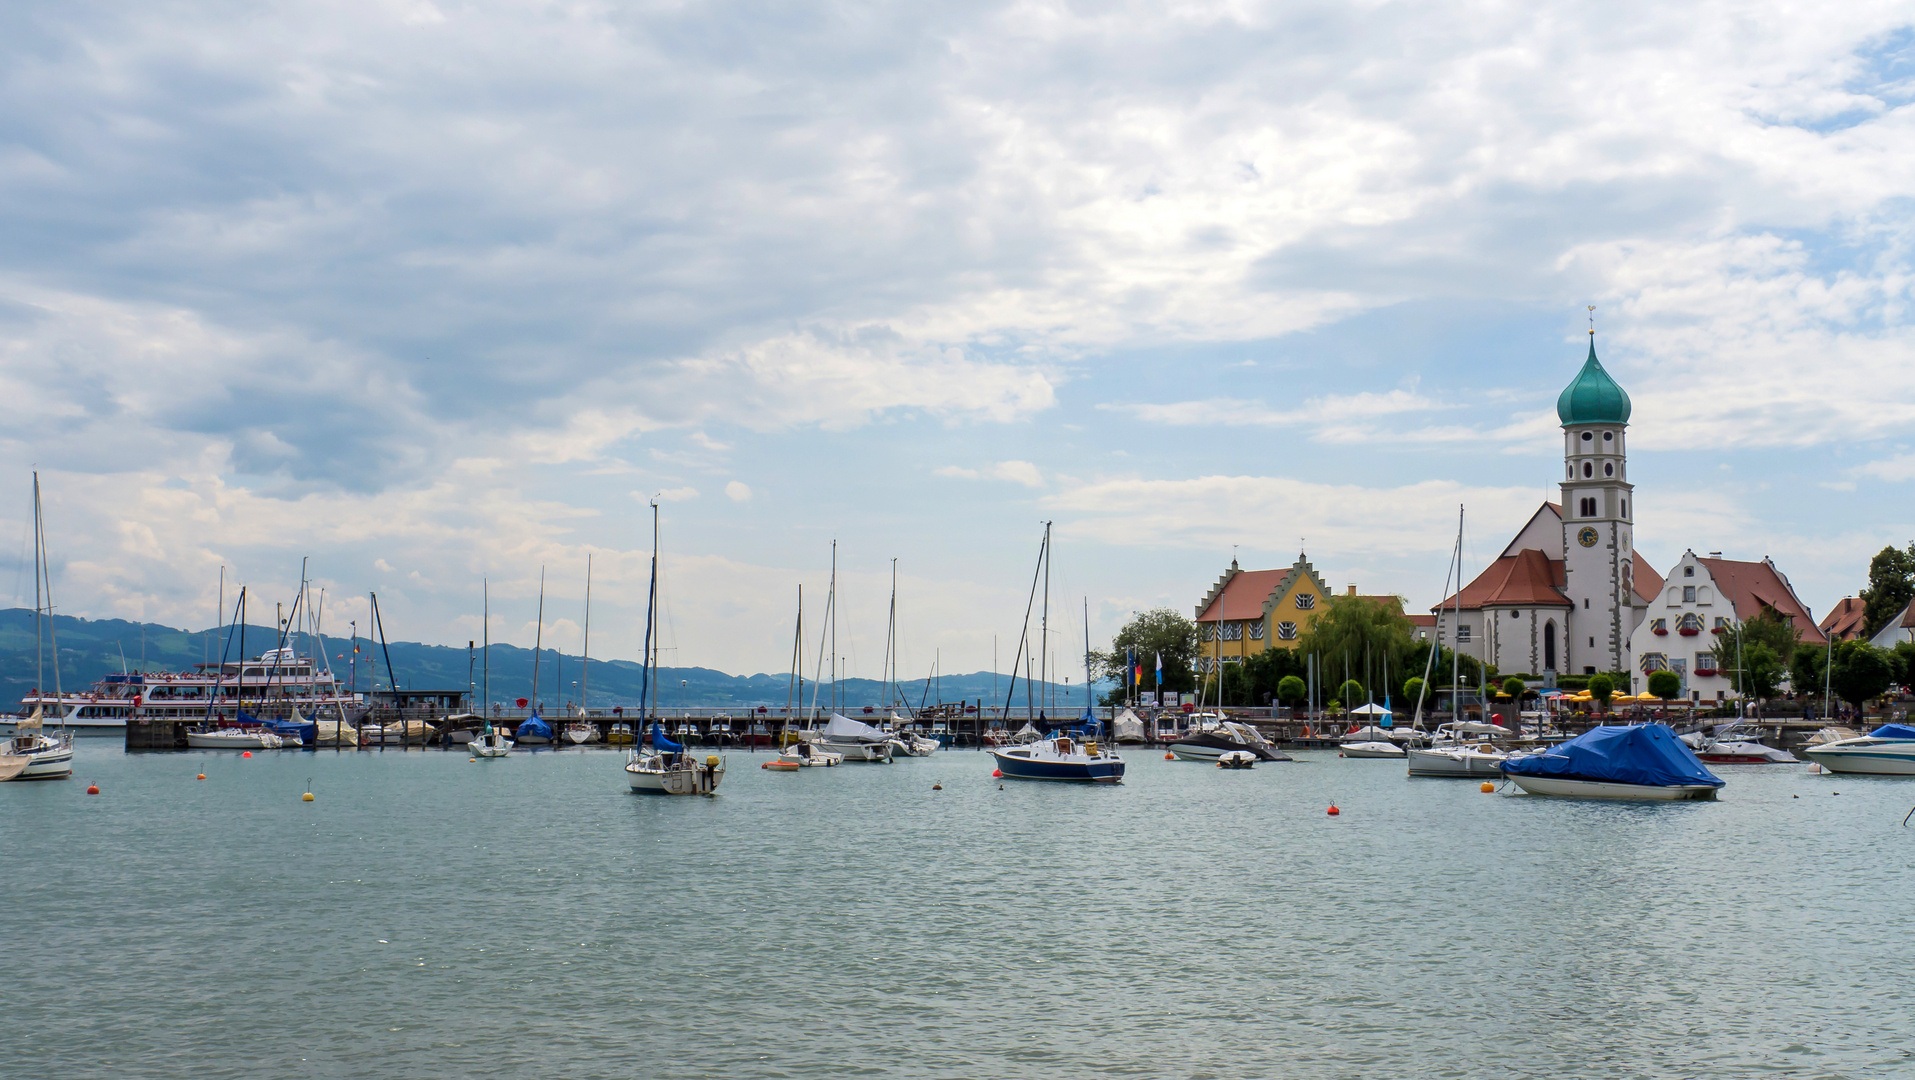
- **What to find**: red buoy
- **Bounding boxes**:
[86,784,100,795]
[1327,805,1340,816]
[241,751,252,758]
[1164,752,1174,760]
[991,769,1003,778]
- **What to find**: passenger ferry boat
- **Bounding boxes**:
[13,648,368,732]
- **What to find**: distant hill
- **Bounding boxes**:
[0,608,1106,710]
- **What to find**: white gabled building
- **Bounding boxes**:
[1868,598,1915,648]
[1626,551,1827,703]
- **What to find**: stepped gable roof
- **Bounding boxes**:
[1633,551,1664,604]
[1696,556,1828,645]
[1557,337,1632,424]
[1435,548,1571,611]
[1196,554,1330,622]
[1820,597,1869,641]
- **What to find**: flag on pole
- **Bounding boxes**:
[1155,652,1163,686]
[1129,648,1141,686]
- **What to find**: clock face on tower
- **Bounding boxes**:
[1577,526,1599,548]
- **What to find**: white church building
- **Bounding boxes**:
[1433,333,1828,702]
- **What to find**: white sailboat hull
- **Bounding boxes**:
[1504,774,1720,800]
[186,730,285,750]
[625,754,725,794]
[2,732,74,780]
[1406,747,1508,777]
[821,739,893,762]
[471,732,513,758]
[1339,741,1406,758]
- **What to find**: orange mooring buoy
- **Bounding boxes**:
[196,773,206,780]
[1164,752,1174,760]
[992,769,1003,778]
[241,751,252,758]
[1326,805,1340,816]
[86,784,100,795]
[1480,781,1495,792]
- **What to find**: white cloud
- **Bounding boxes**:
[933,465,979,479]
[993,460,1045,488]
[1103,387,1445,429]
[1855,454,1915,483]
[724,481,752,502]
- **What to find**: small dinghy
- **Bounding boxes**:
[1216,750,1256,769]
[1501,723,1724,800]
[762,758,803,772]
[471,722,513,758]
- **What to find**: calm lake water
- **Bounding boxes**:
[7,741,1913,1079]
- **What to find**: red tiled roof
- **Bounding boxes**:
[1820,597,1868,641]
[1436,548,1571,610]
[1195,568,1287,622]
[1633,551,1664,603]
[1406,614,1437,627]
[1697,557,1828,645]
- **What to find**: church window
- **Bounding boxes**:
[1584,598,1589,608]
[1249,621,1264,640]
[1589,637,1595,648]
[1276,621,1297,640]
[1583,462,1593,478]
[1457,625,1471,643]
[1683,566,1694,577]
[1581,431,1593,443]
[1620,500,1627,516]
[1604,463,1613,477]
[1604,431,1613,442]
[1294,593,1315,610]
[1510,609,1519,618]
[1545,621,1557,669]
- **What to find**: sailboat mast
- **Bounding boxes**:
[830,541,838,716]
[888,558,897,709]
[582,554,592,714]
[483,579,490,715]
[532,566,545,711]
[649,501,659,722]
[1041,522,1050,716]
[1083,597,1093,714]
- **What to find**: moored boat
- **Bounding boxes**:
[471,722,513,758]
[1500,723,1724,800]
[1406,722,1512,778]
[627,725,724,794]
[818,713,894,762]
[1339,740,1405,758]
[514,714,553,745]
[1217,749,1256,769]
[186,726,285,750]
[1,711,74,781]
[1169,720,1291,762]
[991,734,1124,783]
[1680,724,1797,765]
[1800,724,1915,775]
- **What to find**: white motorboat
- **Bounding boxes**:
[562,720,599,745]
[818,713,894,762]
[626,749,725,794]
[1111,709,1146,744]
[887,730,939,757]
[1339,740,1406,758]
[1169,720,1291,762]
[1,722,74,781]
[1406,722,1511,778]
[1800,724,1915,775]
[779,743,842,767]
[186,727,285,750]
[1217,750,1256,769]
[1680,724,1797,765]
[471,726,513,758]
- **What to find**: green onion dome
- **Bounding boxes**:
[1557,337,1631,424]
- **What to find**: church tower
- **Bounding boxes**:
[1557,332,1635,674]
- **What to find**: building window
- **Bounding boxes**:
[1603,431,1613,442]
[1201,623,1215,641]
[1295,593,1315,610]
[1604,463,1614,476]
[1683,586,1696,602]
[1249,621,1264,640]
[1620,500,1627,516]
[1509,609,1519,618]
[1640,652,1669,673]
[1714,616,1730,631]
[1583,462,1593,478]
[1584,598,1589,608]
[1684,566,1694,577]
[1457,625,1472,643]
[1276,621,1297,640]
[1219,622,1242,642]
[1581,431,1593,443]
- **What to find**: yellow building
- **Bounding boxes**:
[1194,554,1333,673]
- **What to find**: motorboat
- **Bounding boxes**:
[1679,724,1797,765]
[440,713,485,746]
[1800,724,1915,775]
[312,720,360,746]
[186,726,285,750]
[1111,708,1146,744]
[471,725,513,758]
[884,717,939,757]
[1216,750,1256,769]
[817,713,894,762]
[1169,720,1292,762]
[562,719,599,745]
[1,719,74,781]
[780,742,842,767]
[1339,740,1406,758]
[1151,714,1181,743]
[990,735,1124,783]
[605,722,636,745]
[1500,724,1724,800]
[1803,725,1862,748]
[1406,722,1512,778]
[626,725,724,794]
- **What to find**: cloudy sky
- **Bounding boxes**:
[3,0,1914,682]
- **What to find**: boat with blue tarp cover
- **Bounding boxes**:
[1800,723,1915,775]
[1501,723,1723,800]
[514,713,553,745]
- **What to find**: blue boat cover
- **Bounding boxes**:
[1501,723,1723,788]
[1868,723,1915,740]
[516,714,552,740]
[651,723,682,752]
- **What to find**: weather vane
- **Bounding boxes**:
[1588,305,1596,336]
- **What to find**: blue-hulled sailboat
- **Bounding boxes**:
[986,543,1124,784]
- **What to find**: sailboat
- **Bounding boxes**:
[3,474,76,781]
[800,542,892,762]
[987,525,1125,783]
[1405,508,1516,778]
[880,560,939,757]
[625,498,725,794]
[515,569,554,745]
[471,582,513,758]
[563,557,600,745]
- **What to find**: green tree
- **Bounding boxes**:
[1588,673,1615,713]
[1500,676,1526,700]
[1241,647,1308,705]
[1791,643,1828,701]
[1219,662,1248,707]
[1295,595,1415,702]
[1892,641,1915,691]
[1338,679,1364,707]
[1729,642,1784,706]
[1095,609,1197,698]
[1716,606,1802,672]
[1861,542,1915,638]
[1646,669,1681,702]
[1830,640,1895,713]
[1403,676,1426,709]
[1276,675,1307,706]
